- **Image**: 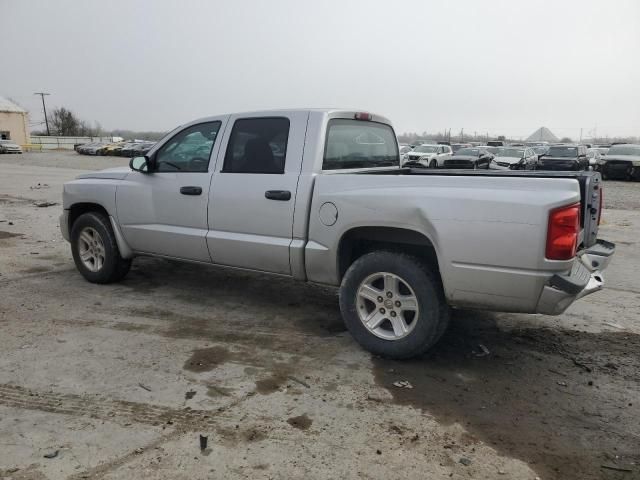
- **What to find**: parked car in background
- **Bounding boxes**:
[0,139,23,154]
[131,142,156,157]
[538,145,589,171]
[591,146,609,157]
[402,144,452,168]
[82,143,108,155]
[76,142,101,155]
[492,147,538,170]
[482,145,500,155]
[399,144,413,161]
[487,140,505,147]
[119,142,143,157]
[532,145,550,161]
[444,147,494,169]
[600,144,640,180]
[587,148,606,172]
[101,142,125,156]
[451,143,471,153]
[113,142,137,156]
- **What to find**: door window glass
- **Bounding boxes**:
[155,122,221,172]
[222,117,290,174]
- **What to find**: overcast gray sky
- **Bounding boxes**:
[2,0,639,139]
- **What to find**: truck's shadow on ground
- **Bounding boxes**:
[374,310,640,480]
[120,257,639,480]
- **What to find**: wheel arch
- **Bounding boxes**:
[67,202,134,260]
[337,226,441,282]
[67,203,110,236]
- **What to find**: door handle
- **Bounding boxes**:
[180,186,202,196]
[265,190,291,201]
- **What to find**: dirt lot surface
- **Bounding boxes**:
[1,151,639,480]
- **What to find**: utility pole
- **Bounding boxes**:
[34,92,51,135]
[461,128,464,143]
[579,128,583,143]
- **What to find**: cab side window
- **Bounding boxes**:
[222,117,290,174]
[155,122,221,172]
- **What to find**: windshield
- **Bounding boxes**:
[607,145,640,156]
[0,140,13,144]
[547,146,578,157]
[496,148,524,158]
[456,148,480,156]
[413,145,439,153]
[323,119,398,170]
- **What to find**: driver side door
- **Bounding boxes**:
[116,118,227,262]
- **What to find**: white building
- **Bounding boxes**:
[0,96,30,146]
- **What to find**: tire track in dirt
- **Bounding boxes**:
[0,384,246,431]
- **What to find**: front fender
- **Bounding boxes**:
[62,179,119,218]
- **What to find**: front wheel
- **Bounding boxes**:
[70,212,131,284]
[429,159,438,168]
[339,251,450,359]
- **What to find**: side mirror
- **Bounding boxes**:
[130,156,150,173]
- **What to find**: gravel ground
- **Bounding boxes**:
[0,152,639,480]
[601,179,640,210]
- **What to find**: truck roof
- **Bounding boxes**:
[186,109,394,128]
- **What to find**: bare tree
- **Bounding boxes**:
[49,107,80,136]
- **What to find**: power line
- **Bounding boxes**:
[34,92,51,135]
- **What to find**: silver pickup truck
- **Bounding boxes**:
[60,109,615,359]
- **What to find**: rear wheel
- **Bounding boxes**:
[70,212,131,284]
[339,251,450,359]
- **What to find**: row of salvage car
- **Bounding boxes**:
[399,142,640,180]
[75,140,156,157]
[74,136,639,181]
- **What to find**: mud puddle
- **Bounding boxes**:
[373,310,640,480]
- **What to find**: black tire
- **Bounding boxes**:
[339,251,450,359]
[70,212,131,284]
[429,159,438,168]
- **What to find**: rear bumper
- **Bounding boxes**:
[536,239,615,315]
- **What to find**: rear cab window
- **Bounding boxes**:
[323,119,399,170]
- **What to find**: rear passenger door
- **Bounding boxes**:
[207,112,308,275]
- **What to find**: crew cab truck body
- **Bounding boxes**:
[60,109,614,359]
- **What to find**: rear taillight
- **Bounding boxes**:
[546,203,580,260]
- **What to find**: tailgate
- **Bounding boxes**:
[579,172,602,248]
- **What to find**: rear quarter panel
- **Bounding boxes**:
[306,174,581,312]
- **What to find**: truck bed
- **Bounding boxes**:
[359,168,602,249]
